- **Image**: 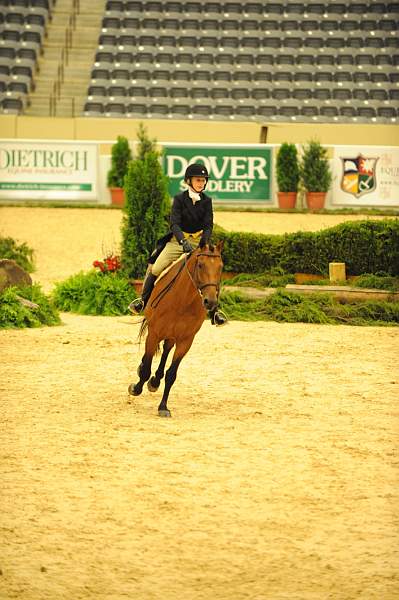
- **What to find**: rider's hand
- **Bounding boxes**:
[181,239,193,253]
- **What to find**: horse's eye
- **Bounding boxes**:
[198,263,203,269]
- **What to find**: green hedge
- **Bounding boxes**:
[214,219,399,276]
[0,285,60,329]
[53,271,134,315]
[0,236,35,272]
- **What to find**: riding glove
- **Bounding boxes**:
[181,239,193,253]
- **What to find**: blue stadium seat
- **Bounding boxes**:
[278,105,300,119]
[357,106,377,119]
[170,86,190,100]
[105,102,126,116]
[251,88,271,101]
[256,105,277,118]
[84,101,105,116]
[377,106,397,120]
[235,105,256,119]
[214,104,235,119]
[191,70,212,84]
[192,104,214,119]
[339,106,357,119]
[300,105,319,118]
[147,103,170,118]
[320,106,339,119]
[1,97,23,113]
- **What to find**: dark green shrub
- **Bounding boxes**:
[223,270,295,288]
[300,140,332,192]
[0,236,34,272]
[53,271,133,315]
[0,284,60,328]
[355,273,399,292]
[121,125,170,278]
[107,135,132,188]
[214,219,399,276]
[276,143,300,192]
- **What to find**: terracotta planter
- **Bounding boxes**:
[130,279,143,294]
[277,191,297,209]
[294,273,323,284]
[305,192,326,211]
[109,187,125,206]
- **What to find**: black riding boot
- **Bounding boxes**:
[209,307,228,326]
[128,273,157,314]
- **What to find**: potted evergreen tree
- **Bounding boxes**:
[107,135,132,206]
[300,140,332,211]
[121,125,170,279]
[276,142,300,209]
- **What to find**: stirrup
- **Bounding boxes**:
[212,310,228,327]
[128,297,145,314]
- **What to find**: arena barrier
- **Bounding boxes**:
[0,139,398,208]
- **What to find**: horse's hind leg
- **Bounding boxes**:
[158,335,194,417]
[147,339,174,392]
[128,331,158,397]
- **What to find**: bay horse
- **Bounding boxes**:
[128,242,224,417]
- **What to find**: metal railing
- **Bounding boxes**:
[49,0,80,116]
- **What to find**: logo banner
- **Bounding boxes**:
[162,144,273,203]
[332,146,399,207]
[0,141,98,200]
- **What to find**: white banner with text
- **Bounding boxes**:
[0,140,98,200]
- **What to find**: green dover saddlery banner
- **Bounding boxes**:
[163,145,273,203]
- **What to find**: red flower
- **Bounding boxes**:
[93,254,121,273]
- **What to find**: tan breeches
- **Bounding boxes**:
[151,235,200,277]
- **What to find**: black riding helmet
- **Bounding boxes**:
[184,163,209,190]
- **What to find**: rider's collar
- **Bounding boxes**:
[188,187,201,204]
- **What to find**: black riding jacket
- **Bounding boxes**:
[170,190,213,246]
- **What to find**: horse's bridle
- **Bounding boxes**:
[185,251,222,299]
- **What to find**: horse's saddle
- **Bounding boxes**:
[154,254,186,287]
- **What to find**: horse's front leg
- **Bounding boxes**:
[158,335,195,417]
[128,331,158,397]
[147,339,174,392]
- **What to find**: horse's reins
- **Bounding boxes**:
[184,251,222,300]
[149,259,186,309]
[149,250,222,309]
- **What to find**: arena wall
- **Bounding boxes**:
[1,115,398,147]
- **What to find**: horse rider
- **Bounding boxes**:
[129,163,227,326]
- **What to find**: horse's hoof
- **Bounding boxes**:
[158,409,171,418]
[128,383,142,396]
[147,377,159,392]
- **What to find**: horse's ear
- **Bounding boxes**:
[216,240,224,252]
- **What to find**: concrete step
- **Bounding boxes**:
[40,47,97,60]
[27,96,87,116]
[44,30,100,45]
[25,0,103,116]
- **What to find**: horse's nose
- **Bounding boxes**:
[203,297,216,311]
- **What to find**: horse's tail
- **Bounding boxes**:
[137,318,161,355]
[138,318,148,343]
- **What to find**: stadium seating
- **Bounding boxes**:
[0,0,53,114]
[2,0,397,122]
[81,0,399,122]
